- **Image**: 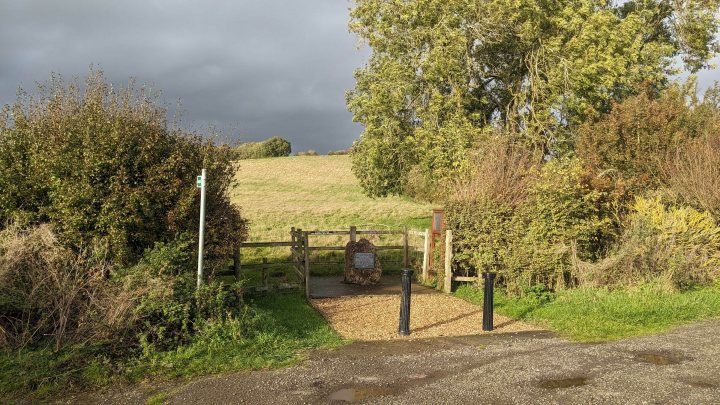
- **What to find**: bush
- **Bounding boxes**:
[296,149,319,156]
[580,196,720,288]
[0,224,244,356]
[0,71,247,264]
[0,225,120,351]
[445,140,537,278]
[328,148,351,155]
[446,154,611,294]
[504,159,610,292]
[666,133,720,218]
[234,136,291,159]
[576,84,718,193]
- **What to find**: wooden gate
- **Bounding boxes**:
[230,227,471,296]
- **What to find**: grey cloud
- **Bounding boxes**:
[1,1,718,154]
[0,0,368,152]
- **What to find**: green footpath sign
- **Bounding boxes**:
[196,175,203,188]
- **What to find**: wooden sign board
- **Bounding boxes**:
[431,209,444,235]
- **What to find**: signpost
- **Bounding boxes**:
[197,169,207,289]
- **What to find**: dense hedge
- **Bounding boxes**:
[234,136,291,159]
[0,71,248,354]
[0,71,246,264]
[445,85,720,294]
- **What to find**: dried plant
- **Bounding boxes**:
[666,134,720,219]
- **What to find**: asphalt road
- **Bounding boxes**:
[80,320,720,404]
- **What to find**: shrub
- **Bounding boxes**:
[446,153,611,294]
[0,224,244,355]
[0,70,247,264]
[0,225,119,351]
[576,84,717,193]
[234,136,291,159]
[296,149,319,156]
[504,159,610,292]
[445,140,538,278]
[328,148,351,155]
[666,133,720,218]
[580,196,720,288]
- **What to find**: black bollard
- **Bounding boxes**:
[482,272,496,331]
[399,268,414,336]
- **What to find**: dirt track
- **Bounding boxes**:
[77,320,720,404]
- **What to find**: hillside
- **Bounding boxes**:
[230,155,433,271]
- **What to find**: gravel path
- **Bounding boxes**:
[309,275,537,340]
[311,292,538,340]
[78,320,720,404]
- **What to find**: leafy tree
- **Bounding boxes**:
[348,0,720,196]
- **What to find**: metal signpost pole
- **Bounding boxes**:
[197,169,207,289]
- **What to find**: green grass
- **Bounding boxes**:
[127,293,343,379]
[230,155,432,283]
[0,293,342,401]
[146,392,169,405]
[455,283,720,342]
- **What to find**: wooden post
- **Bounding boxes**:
[303,231,310,299]
[350,226,357,242]
[234,244,242,282]
[291,227,298,278]
[444,229,453,294]
[296,228,303,281]
[422,229,430,282]
[262,257,269,290]
[402,227,409,268]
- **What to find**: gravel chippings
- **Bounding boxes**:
[311,289,539,340]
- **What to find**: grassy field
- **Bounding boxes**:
[230,155,433,279]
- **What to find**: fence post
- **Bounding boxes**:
[402,227,409,268]
[234,244,241,282]
[422,229,430,282]
[262,257,269,290]
[443,230,453,293]
[303,231,310,299]
[291,227,298,278]
[350,226,357,243]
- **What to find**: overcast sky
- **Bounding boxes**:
[0,1,718,153]
[0,0,368,153]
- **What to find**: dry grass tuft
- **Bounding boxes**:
[0,225,141,352]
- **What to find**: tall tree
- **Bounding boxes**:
[347,0,720,196]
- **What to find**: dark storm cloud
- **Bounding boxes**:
[1,2,718,153]
[0,0,368,153]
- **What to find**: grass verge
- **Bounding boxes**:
[0,293,343,401]
[455,283,720,342]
